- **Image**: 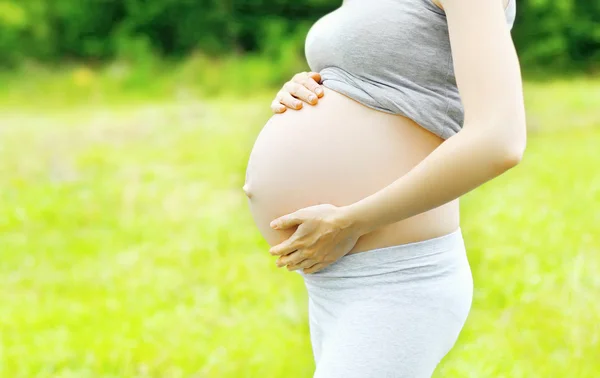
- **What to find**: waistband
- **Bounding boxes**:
[296,227,465,279]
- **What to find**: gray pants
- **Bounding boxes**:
[297,228,473,378]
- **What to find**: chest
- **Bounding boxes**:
[304,0,451,77]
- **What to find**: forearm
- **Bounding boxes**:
[332,0,527,238]
[340,125,525,235]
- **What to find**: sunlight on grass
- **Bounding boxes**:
[0,78,598,377]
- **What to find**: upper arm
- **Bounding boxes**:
[439,0,526,150]
[433,0,511,12]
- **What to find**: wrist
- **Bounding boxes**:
[336,203,372,236]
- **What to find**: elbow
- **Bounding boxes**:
[483,142,525,175]
[500,143,525,170]
[478,117,527,172]
[504,117,527,168]
[463,99,527,172]
[494,131,527,172]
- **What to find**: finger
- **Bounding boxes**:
[281,251,309,269]
[277,91,303,110]
[270,213,303,230]
[303,73,325,98]
[275,250,303,268]
[287,258,318,271]
[271,99,286,113]
[269,236,301,256]
[303,262,328,274]
[294,71,322,85]
[307,71,322,84]
[283,82,318,106]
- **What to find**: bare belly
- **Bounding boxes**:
[244,87,459,254]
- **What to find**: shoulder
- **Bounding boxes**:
[432,0,511,12]
[432,0,516,30]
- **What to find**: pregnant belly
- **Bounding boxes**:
[244,87,459,254]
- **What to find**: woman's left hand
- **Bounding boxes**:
[268,204,363,274]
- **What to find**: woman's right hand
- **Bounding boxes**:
[271,71,325,113]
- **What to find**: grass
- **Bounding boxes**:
[0,73,598,377]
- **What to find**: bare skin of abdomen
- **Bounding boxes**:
[244,87,459,255]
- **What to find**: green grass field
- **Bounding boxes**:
[0,77,599,377]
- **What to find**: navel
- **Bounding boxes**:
[243,183,253,199]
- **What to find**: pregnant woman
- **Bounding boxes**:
[244,0,526,376]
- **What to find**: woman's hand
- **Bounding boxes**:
[268,204,364,274]
[271,71,324,113]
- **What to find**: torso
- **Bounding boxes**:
[244,87,459,254]
[244,0,515,253]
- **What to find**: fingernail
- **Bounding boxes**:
[315,87,323,95]
[270,221,278,229]
[308,95,316,102]
[294,101,301,108]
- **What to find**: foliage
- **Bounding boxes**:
[513,0,600,73]
[0,0,598,72]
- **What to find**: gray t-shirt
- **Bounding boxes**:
[305,0,517,139]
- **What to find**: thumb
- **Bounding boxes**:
[270,213,303,230]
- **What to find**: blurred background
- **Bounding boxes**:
[0,1,598,377]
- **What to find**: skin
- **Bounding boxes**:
[247,85,458,266]
[270,72,325,113]
[268,0,526,274]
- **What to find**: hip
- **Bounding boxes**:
[299,227,473,320]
